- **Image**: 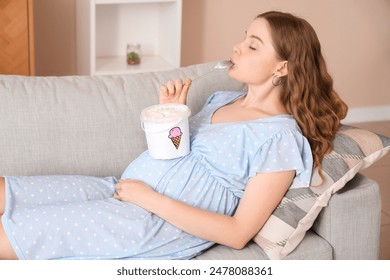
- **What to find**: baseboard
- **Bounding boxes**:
[343,105,390,124]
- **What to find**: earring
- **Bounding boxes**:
[272,75,282,86]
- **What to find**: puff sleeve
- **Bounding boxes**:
[249,129,313,189]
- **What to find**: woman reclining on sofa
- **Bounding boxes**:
[0,11,347,260]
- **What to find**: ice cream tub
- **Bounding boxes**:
[141,103,191,159]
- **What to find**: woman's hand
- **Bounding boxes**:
[159,78,192,105]
[114,179,155,206]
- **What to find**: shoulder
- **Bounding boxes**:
[249,115,302,139]
[205,91,244,106]
[258,116,309,154]
[248,116,313,188]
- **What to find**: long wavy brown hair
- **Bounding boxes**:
[258,11,348,176]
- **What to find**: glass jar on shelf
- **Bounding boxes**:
[126,43,141,65]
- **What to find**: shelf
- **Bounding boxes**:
[95,55,174,75]
[76,0,182,75]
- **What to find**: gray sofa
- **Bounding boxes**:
[0,61,381,259]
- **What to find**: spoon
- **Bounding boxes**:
[192,60,232,81]
[212,60,232,70]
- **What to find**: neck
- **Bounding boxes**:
[240,84,288,116]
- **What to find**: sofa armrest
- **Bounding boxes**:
[312,173,381,259]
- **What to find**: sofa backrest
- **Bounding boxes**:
[0,62,246,178]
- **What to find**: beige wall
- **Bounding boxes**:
[181,0,390,109]
[34,0,76,76]
[34,0,390,109]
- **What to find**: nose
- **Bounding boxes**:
[233,42,240,54]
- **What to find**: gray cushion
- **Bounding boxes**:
[0,62,245,178]
[194,231,332,260]
[312,173,381,259]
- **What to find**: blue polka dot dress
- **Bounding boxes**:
[1,91,313,260]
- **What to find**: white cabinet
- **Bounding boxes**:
[76,0,182,75]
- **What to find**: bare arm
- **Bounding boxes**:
[114,170,294,249]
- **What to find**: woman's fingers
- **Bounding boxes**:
[115,179,129,192]
[160,85,168,97]
[174,79,183,95]
[180,78,192,103]
[166,80,175,95]
[159,78,192,104]
[113,192,121,200]
[163,79,188,95]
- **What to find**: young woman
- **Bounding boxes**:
[0,11,347,260]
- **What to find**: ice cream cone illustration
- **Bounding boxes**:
[168,127,182,149]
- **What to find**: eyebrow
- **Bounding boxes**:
[245,31,264,44]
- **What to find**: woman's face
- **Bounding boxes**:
[228,18,284,86]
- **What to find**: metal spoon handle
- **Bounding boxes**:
[192,60,232,81]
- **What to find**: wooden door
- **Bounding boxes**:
[0,0,34,75]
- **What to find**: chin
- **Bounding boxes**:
[227,71,239,82]
[227,68,245,84]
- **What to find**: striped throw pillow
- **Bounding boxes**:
[253,125,390,259]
